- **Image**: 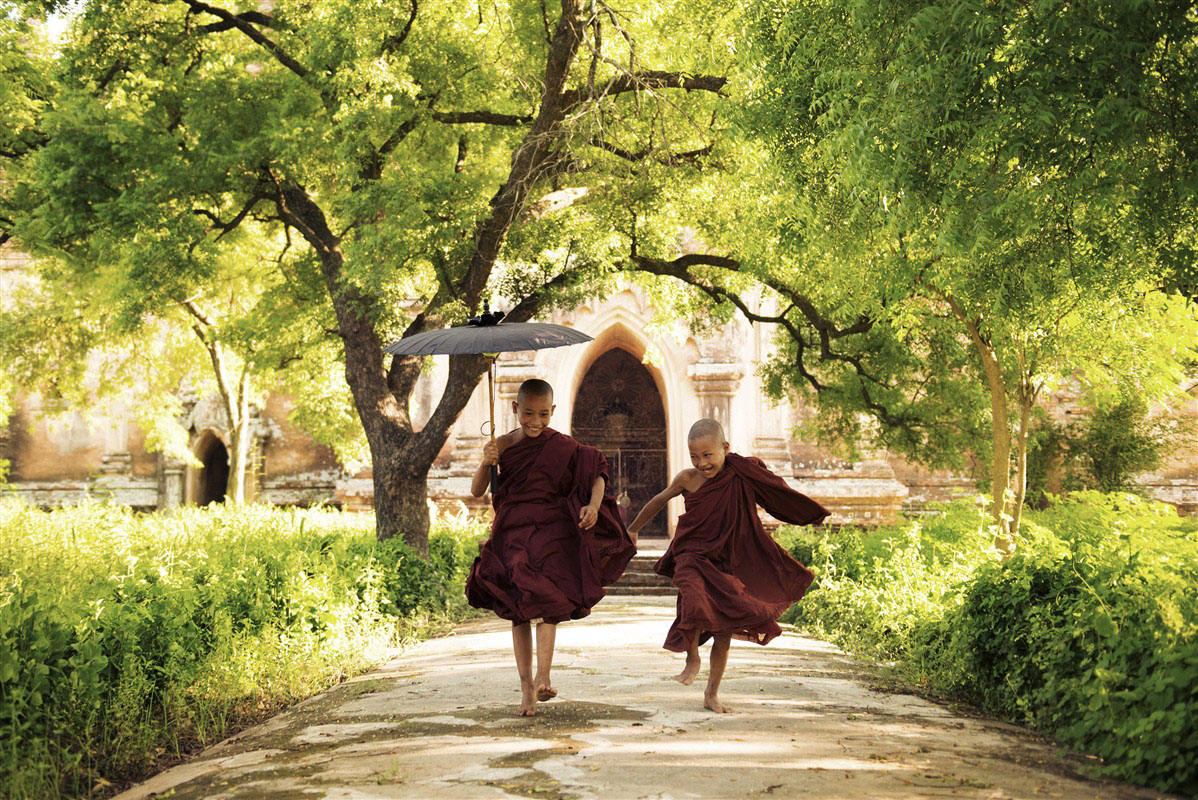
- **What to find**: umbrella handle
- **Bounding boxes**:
[487,355,498,494]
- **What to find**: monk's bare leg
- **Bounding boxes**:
[534,622,558,701]
[512,622,536,716]
[704,633,733,713]
[673,628,702,685]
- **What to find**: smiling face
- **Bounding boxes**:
[512,393,554,438]
[688,433,729,478]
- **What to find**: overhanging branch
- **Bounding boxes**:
[180,0,320,94]
[196,10,280,32]
[431,110,535,126]
[381,0,418,55]
[591,138,713,165]
[192,192,268,240]
[563,71,727,106]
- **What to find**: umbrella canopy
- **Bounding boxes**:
[384,321,592,357]
[382,308,594,495]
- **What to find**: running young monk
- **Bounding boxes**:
[626,419,829,713]
[466,379,637,716]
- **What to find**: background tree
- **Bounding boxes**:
[3,0,732,550]
[0,221,343,503]
[624,0,1197,546]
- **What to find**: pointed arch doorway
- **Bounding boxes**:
[571,348,668,538]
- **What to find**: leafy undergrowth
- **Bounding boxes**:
[778,492,1198,795]
[0,500,487,799]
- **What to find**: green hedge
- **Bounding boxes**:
[0,500,487,799]
[779,492,1198,795]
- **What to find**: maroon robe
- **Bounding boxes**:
[466,428,636,624]
[655,453,830,651]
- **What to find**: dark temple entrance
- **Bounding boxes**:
[196,434,230,506]
[572,348,668,538]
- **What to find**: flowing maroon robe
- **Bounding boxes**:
[655,453,830,651]
[466,428,636,624]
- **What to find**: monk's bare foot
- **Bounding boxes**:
[535,682,557,702]
[673,653,701,685]
[704,693,732,714]
[516,681,537,716]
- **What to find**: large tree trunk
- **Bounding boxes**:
[274,183,495,553]
[372,439,433,549]
[269,2,590,554]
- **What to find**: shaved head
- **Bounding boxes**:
[687,418,726,444]
[517,378,554,402]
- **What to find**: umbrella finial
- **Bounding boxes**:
[468,301,505,327]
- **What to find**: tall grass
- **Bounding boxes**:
[778,493,1198,794]
[0,500,486,799]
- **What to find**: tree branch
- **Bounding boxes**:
[505,268,587,323]
[179,0,319,92]
[192,193,267,240]
[454,0,589,311]
[431,110,535,126]
[563,71,727,106]
[265,168,409,439]
[182,299,240,429]
[196,10,280,32]
[380,0,418,55]
[630,252,889,391]
[590,138,712,165]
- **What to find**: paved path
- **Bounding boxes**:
[116,598,1164,800]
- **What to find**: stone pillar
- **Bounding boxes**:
[0,418,9,477]
[687,362,744,433]
[159,457,186,510]
[242,406,278,503]
[753,380,793,476]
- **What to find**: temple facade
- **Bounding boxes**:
[3,251,1196,530]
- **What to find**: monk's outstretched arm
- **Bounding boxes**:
[744,457,830,527]
[628,472,687,540]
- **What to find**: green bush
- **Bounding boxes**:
[780,493,1198,795]
[0,501,485,799]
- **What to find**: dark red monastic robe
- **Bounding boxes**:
[654,453,830,651]
[466,428,636,624]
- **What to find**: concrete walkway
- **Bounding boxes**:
[116,598,1164,800]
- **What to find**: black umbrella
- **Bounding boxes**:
[384,305,593,492]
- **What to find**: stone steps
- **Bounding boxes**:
[607,550,675,597]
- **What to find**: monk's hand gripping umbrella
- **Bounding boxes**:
[383,304,593,493]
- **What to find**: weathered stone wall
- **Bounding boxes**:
[2,275,1194,523]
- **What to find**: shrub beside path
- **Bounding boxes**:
[114,598,1166,800]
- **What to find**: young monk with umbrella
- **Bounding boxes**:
[385,307,636,716]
